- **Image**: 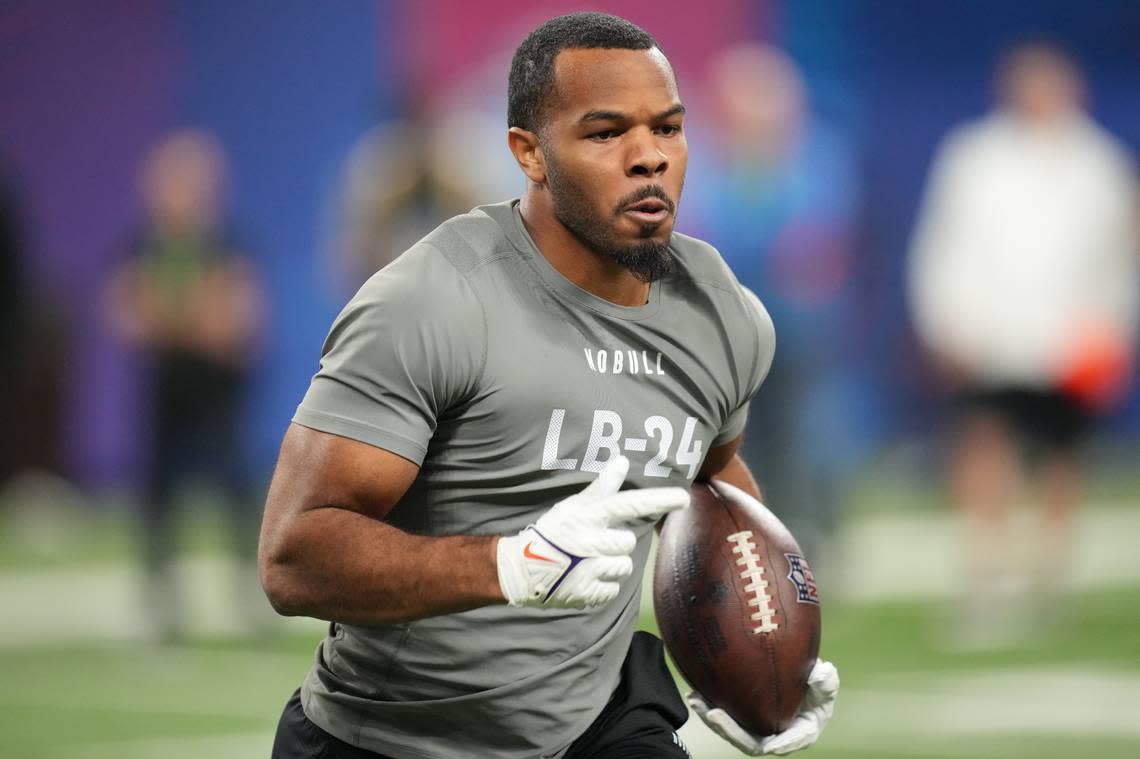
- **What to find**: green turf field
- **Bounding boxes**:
[3,590,1139,758]
[2,492,1139,758]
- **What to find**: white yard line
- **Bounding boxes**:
[839,668,1140,738]
[0,556,324,645]
[836,505,1140,602]
[1,651,309,720]
[680,666,1140,758]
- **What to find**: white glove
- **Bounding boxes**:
[688,659,839,755]
[497,456,688,609]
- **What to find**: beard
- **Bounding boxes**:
[545,154,679,283]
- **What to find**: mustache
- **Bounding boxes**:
[613,185,675,216]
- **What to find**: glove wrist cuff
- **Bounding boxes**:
[496,533,529,607]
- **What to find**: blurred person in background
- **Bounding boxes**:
[689,43,860,574]
[907,42,1139,647]
[0,170,68,495]
[0,171,35,487]
[331,96,481,287]
[330,71,518,290]
[105,129,267,642]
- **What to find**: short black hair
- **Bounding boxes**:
[508,12,659,132]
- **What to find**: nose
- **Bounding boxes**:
[626,128,668,177]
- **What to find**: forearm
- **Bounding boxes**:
[260,507,504,625]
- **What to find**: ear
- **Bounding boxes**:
[507,127,546,185]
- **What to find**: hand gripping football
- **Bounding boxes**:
[653,480,822,737]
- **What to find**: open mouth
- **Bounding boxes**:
[622,198,671,224]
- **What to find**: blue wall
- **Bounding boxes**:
[177,0,389,475]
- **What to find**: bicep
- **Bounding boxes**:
[261,423,420,547]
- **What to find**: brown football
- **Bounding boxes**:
[653,480,821,736]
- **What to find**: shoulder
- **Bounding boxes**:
[932,117,1003,165]
[1075,118,1135,175]
[668,231,743,295]
[668,232,763,326]
[343,239,486,331]
[356,200,516,302]
[737,285,775,342]
[668,231,775,356]
[321,240,488,390]
[418,202,517,275]
[921,117,1010,190]
[667,232,776,404]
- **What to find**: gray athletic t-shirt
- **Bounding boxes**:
[293,200,774,759]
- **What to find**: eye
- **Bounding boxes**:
[589,129,620,142]
[656,124,682,137]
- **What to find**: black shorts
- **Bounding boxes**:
[271,631,691,759]
[958,386,1088,456]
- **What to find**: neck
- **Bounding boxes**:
[1006,106,1078,131]
[152,214,214,239]
[519,188,651,308]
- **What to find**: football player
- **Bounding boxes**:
[261,12,838,758]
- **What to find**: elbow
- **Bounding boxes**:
[258,545,310,617]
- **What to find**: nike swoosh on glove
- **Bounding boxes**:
[688,659,839,755]
[497,456,688,609]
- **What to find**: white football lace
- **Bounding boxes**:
[727,530,778,633]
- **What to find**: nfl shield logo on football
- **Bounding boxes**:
[784,553,820,605]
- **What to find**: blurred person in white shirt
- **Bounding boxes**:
[908,42,1138,647]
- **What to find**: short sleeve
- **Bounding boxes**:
[293,244,486,464]
[713,286,776,446]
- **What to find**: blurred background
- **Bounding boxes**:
[2,1,1139,757]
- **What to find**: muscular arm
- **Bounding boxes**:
[696,434,761,500]
[258,423,505,626]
